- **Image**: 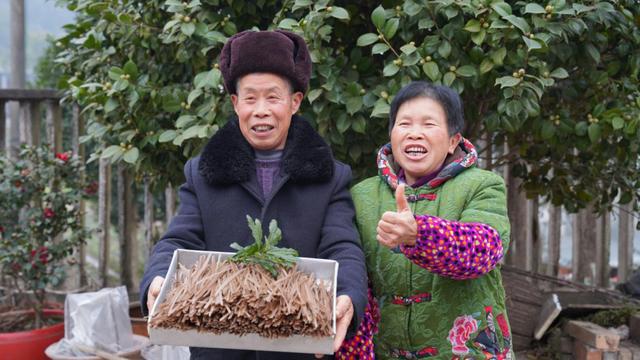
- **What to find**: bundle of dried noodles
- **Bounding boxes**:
[149,255,333,338]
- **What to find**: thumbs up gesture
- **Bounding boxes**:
[376,184,418,248]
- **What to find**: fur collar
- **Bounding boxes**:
[198,115,334,185]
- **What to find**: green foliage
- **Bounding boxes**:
[584,306,640,328]
[0,146,89,328]
[229,216,299,278]
[54,0,640,215]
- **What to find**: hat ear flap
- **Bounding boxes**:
[276,30,311,92]
[219,30,250,94]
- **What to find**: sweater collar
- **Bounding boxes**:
[198,115,334,185]
[377,137,478,190]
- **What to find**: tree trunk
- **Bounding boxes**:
[572,204,598,284]
[117,164,136,292]
[165,185,176,226]
[98,158,112,287]
[71,105,87,287]
[506,165,531,270]
[8,0,25,158]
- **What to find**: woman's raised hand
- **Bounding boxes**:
[376,184,418,248]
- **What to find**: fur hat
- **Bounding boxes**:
[219,30,312,94]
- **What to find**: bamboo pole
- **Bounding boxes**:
[98,158,112,287]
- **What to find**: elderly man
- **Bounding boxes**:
[140,30,367,360]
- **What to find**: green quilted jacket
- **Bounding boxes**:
[348,139,513,360]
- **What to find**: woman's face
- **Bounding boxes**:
[390,97,461,185]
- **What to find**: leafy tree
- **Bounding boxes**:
[54,0,640,217]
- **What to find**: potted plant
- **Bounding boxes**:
[0,145,89,359]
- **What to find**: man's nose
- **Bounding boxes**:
[253,99,269,117]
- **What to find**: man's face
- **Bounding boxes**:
[231,73,303,151]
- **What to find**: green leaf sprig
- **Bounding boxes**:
[229,216,299,278]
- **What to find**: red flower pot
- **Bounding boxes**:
[0,309,64,360]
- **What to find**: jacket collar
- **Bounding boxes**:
[198,115,334,185]
[377,137,478,190]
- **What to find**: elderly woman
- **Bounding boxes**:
[337,81,512,359]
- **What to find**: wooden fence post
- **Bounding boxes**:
[506,166,533,270]
[45,100,62,152]
[618,202,635,283]
[143,177,154,261]
[98,157,112,287]
[547,205,562,277]
[0,101,5,151]
[595,212,611,287]
[572,205,598,284]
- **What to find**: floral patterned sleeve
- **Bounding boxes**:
[400,215,504,280]
[335,287,379,360]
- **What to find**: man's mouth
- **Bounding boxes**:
[252,125,274,133]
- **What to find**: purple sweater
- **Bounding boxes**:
[254,149,283,197]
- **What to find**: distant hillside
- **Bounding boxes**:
[0,0,74,84]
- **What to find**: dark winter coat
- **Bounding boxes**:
[140,115,368,360]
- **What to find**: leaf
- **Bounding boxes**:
[471,30,486,45]
[495,76,522,88]
[357,33,378,47]
[372,43,390,55]
[292,0,312,11]
[123,60,138,79]
[524,3,545,14]
[522,36,542,51]
[464,19,481,33]
[371,6,386,30]
[455,65,476,78]
[371,100,390,118]
[480,59,494,74]
[181,22,195,36]
[159,130,177,143]
[113,79,128,92]
[101,145,123,159]
[104,98,118,113]
[609,117,624,130]
[108,66,123,81]
[383,18,399,39]
[278,18,298,30]
[504,15,530,34]
[194,69,221,89]
[123,147,139,164]
[383,62,400,77]
[575,121,588,136]
[400,43,416,55]
[541,121,555,140]
[336,114,350,133]
[549,68,569,79]
[438,41,451,59]
[423,61,440,81]
[176,115,196,128]
[346,96,363,115]
[330,6,349,20]
[187,89,202,105]
[443,72,455,86]
[490,2,512,17]
[307,88,322,103]
[246,215,263,246]
[588,123,601,143]
[585,43,600,63]
[491,47,507,65]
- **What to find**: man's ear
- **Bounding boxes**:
[448,133,462,154]
[291,92,303,113]
[230,94,239,115]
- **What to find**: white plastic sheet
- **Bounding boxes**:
[47,286,136,357]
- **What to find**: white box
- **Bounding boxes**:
[148,249,338,355]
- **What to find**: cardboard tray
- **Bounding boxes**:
[148,249,338,354]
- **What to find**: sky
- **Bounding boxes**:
[0,0,75,85]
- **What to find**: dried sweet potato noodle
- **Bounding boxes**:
[150,255,333,338]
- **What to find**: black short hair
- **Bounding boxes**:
[388,81,464,136]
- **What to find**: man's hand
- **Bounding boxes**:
[147,276,165,314]
[377,184,418,248]
[333,295,354,352]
